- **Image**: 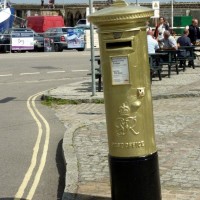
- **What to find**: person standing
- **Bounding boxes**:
[41,0,44,8]
[188,19,200,45]
[48,0,55,9]
[154,17,170,41]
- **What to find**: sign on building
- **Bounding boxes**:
[152,1,160,18]
[11,31,34,51]
[152,1,160,10]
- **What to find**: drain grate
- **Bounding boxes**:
[0,97,16,103]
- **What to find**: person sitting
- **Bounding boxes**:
[147,30,159,54]
[188,18,200,45]
[147,30,160,72]
[177,29,192,47]
[158,31,178,64]
[177,29,192,68]
[160,30,177,50]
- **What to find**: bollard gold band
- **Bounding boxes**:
[88,0,156,158]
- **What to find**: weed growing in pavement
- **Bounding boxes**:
[41,95,104,107]
[92,99,104,104]
[41,96,80,107]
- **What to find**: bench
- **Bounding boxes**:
[178,46,196,70]
[149,53,167,81]
[194,46,200,61]
[157,50,180,78]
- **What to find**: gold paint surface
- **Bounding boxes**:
[88,0,156,157]
[88,0,153,27]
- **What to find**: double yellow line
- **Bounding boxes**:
[14,92,50,200]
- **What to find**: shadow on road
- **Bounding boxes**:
[74,82,91,92]
[56,139,66,200]
[63,193,111,200]
[74,81,102,93]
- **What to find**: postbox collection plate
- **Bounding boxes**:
[111,56,130,85]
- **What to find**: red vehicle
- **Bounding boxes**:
[27,16,64,33]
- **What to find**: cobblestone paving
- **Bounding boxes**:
[154,98,200,200]
[50,63,200,200]
[56,97,200,200]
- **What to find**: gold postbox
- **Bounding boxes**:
[88,0,156,158]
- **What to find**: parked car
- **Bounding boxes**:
[44,27,86,52]
[76,19,90,29]
[74,24,90,30]
[43,27,68,52]
[75,19,97,30]
[0,28,44,53]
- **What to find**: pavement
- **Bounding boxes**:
[43,59,200,200]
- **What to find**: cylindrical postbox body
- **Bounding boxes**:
[88,1,161,199]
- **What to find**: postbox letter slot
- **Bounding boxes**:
[106,41,132,49]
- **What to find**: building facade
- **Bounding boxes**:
[13,2,200,28]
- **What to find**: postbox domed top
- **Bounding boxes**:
[88,0,153,26]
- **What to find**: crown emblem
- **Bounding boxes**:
[118,103,130,116]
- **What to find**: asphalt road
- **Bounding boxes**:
[0,50,92,200]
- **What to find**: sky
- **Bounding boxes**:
[9,0,200,4]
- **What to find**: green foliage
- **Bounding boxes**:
[41,96,80,107]
[41,95,104,107]
[92,99,104,104]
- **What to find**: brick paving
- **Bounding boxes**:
[45,60,200,200]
